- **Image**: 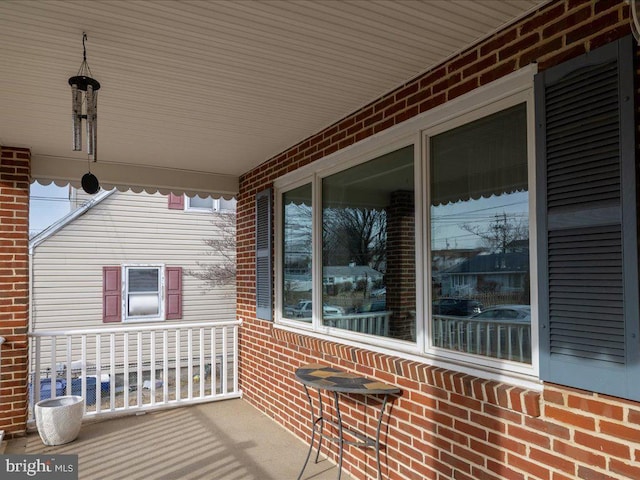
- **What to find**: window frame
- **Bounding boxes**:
[185,195,220,213]
[123,264,165,323]
[422,92,538,376]
[273,65,539,385]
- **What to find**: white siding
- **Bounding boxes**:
[31,190,236,331]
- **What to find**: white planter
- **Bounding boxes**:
[35,395,84,446]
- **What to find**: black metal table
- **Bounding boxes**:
[295,363,400,480]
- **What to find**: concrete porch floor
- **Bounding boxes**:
[6,399,351,480]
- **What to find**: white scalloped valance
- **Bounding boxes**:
[31,155,238,200]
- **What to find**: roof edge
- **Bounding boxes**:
[29,189,116,251]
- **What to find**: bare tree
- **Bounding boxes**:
[188,212,236,288]
[323,207,386,270]
[461,212,528,253]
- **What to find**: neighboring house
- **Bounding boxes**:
[29,189,236,331]
[322,265,384,291]
[439,251,529,297]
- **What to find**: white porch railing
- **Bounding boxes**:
[433,316,531,363]
[28,321,241,423]
[324,312,392,336]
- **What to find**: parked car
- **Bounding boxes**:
[432,298,483,316]
[289,300,344,318]
[356,300,387,313]
[370,287,386,297]
[470,305,530,322]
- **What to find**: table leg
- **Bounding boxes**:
[316,389,325,463]
[298,387,392,480]
[374,394,390,480]
[333,391,343,480]
[297,385,324,480]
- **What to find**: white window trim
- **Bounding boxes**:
[122,264,165,323]
[272,65,540,386]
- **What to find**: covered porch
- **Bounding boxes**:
[3,1,640,480]
[5,398,348,480]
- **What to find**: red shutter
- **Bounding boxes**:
[103,266,122,323]
[168,193,184,210]
[165,267,182,320]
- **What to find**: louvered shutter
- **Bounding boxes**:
[165,266,182,320]
[256,188,272,320]
[103,266,122,323]
[168,193,184,210]
[535,35,639,399]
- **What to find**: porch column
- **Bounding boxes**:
[386,190,416,341]
[0,147,31,437]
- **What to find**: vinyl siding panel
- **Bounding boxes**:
[31,190,236,331]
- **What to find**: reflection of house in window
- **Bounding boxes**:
[442,251,529,296]
[322,265,383,293]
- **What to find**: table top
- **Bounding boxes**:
[295,363,400,395]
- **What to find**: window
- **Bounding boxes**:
[282,183,312,322]
[321,146,415,340]
[187,195,217,212]
[269,38,639,397]
[169,193,237,213]
[125,266,162,320]
[102,265,183,323]
[186,195,237,213]
[429,104,531,364]
[272,66,537,380]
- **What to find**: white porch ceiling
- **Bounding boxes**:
[0,0,547,196]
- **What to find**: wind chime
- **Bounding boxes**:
[69,32,101,194]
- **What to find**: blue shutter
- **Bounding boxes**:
[256,188,272,320]
[535,35,639,399]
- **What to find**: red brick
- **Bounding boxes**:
[574,430,630,458]
[529,446,575,475]
[567,395,624,420]
[600,420,640,443]
[507,453,550,480]
[576,465,619,480]
[508,423,551,449]
[542,4,592,38]
[553,440,606,469]
[544,405,596,430]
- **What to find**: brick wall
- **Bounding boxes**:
[237,1,640,479]
[386,190,415,341]
[0,147,31,437]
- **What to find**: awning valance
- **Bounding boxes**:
[31,155,238,199]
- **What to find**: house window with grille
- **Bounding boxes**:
[125,266,162,320]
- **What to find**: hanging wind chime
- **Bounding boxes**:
[69,32,101,194]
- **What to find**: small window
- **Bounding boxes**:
[186,195,218,212]
[185,195,237,213]
[125,266,162,321]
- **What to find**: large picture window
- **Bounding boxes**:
[322,146,415,340]
[429,104,531,364]
[274,67,536,379]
